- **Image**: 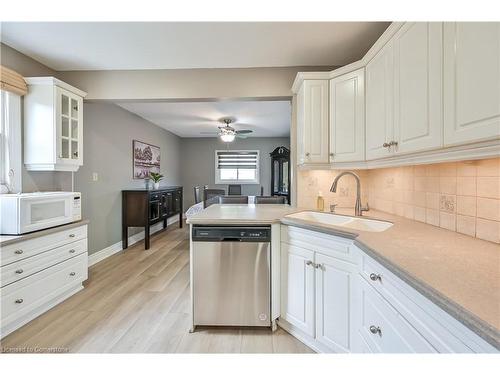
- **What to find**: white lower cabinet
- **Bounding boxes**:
[315,252,357,352]
[279,225,498,353]
[0,224,88,339]
[356,276,436,353]
[281,243,315,337]
[280,228,358,352]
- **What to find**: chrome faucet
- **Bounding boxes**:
[330,171,369,216]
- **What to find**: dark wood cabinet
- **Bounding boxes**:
[122,186,183,250]
[270,147,290,204]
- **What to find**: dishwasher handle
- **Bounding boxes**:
[192,226,271,242]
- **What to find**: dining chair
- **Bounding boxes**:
[254,196,286,204]
[203,188,225,208]
[228,184,242,195]
[218,195,249,204]
[193,185,202,204]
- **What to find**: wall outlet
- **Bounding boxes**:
[92,172,98,182]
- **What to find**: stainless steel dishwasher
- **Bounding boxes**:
[192,226,271,328]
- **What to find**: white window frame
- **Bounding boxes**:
[0,90,22,193]
[215,150,260,185]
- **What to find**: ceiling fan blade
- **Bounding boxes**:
[235,129,253,134]
[199,131,219,135]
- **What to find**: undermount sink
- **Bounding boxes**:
[285,211,393,233]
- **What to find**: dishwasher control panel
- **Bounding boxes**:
[192,226,271,242]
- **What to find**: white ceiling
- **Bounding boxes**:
[0,22,389,71]
[116,100,291,138]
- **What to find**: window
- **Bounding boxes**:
[215,150,260,184]
[0,90,22,193]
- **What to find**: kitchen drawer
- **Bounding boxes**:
[358,250,479,352]
[357,276,437,353]
[1,224,87,266]
[1,253,87,324]
[1,239,87,287]
[281,224,355,263]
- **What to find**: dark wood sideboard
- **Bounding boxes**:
[122,187,183,250]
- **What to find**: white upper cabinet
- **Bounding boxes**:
[443,22,500,146]
[293,22,500,168]
[365,41,394,160]
[296,79,330,165]
[24,77,86,172]
[366,22,443,160]
[393,22,443,154]
[329,68,365,162]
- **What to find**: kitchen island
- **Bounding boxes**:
[187,204,499,352]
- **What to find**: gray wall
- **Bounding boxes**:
[180,137,290,208]
[74,102,181,255]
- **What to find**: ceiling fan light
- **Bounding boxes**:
[220,133,236,142]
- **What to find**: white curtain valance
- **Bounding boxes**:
[0,65,27,96]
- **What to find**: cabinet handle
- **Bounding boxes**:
[382,142,390,148]
[369,325,382,335]
[369,273,382,282]
[69,234,76,238]
[389,141,398,147]
[305,152,310,157]
[73,151,78,157]
[15,269,24,274]
[305,260,313,266]
[15,299,24,304]
[314,263,324,271]
[329,152,334,157]
[69,272,76,276]
[69,249,76,254]
[15,249,23,254]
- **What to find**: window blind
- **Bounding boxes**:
[0,66,27,96]
[217,151,258,169]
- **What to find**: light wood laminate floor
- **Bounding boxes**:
[1,224,313,353]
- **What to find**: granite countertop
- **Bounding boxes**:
[0,219,90,246]
[189,204,500,349]
[186,203,298,225]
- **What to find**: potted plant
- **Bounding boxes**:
[149,172,163,190]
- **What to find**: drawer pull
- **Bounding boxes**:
[69,234,76,238]
[15,269,24,274]
[69,249,76,253]
[15,299,24,304]
[369,325,381,335]
[15,249,24,254]
[69,272,76,276]
[369,273,382,282]
[305,260,313,267]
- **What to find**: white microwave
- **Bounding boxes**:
[0,192,82,235]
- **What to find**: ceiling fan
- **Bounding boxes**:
[200,118,253,142]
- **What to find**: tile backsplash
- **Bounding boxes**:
[296,158,500,244]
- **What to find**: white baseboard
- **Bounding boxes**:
[88,216,180,267]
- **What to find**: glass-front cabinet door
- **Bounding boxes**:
[57,86,83,165]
